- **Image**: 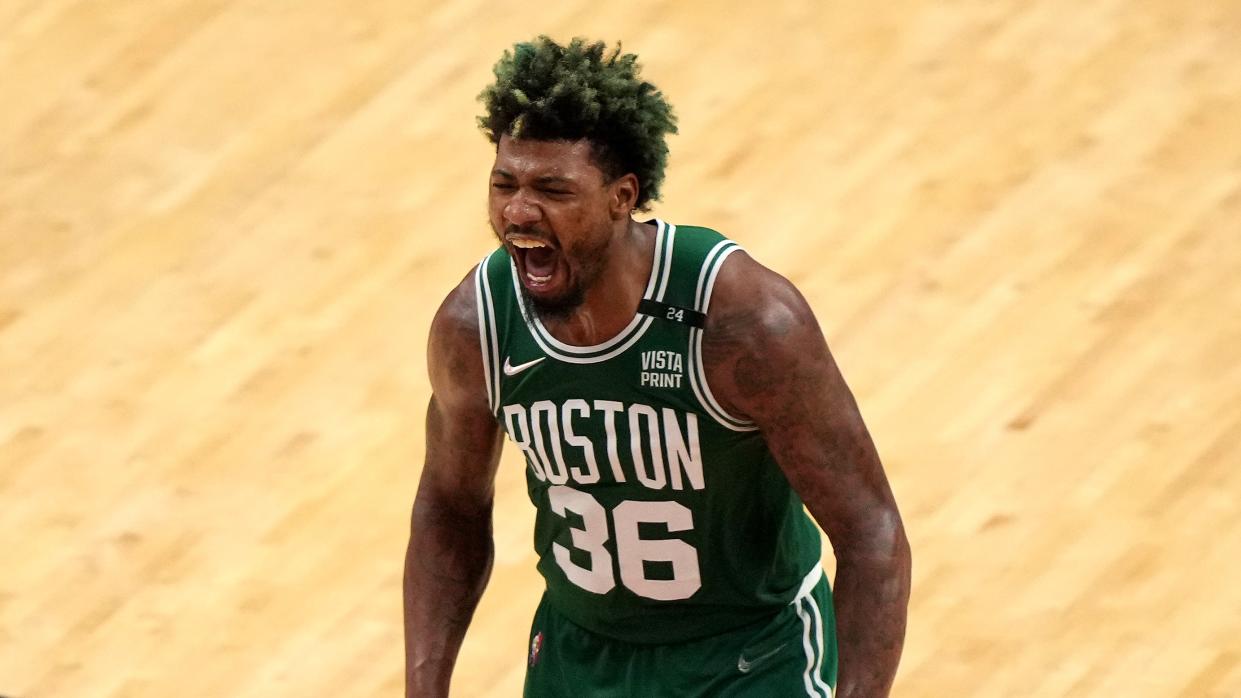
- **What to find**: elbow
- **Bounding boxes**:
[889,512,911,567]
[878,508,912,580]
[832,510,911,610]
[836,505,911,579]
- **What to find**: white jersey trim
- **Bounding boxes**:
[474,257,501,414]
[688,241,759,432]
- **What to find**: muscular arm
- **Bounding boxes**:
[404,274,504,698]
[703,252,912,698]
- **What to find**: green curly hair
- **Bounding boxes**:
[478,36,678,211]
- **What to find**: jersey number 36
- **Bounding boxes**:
[548,485,702,601]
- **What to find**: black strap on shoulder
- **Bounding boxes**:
[637,299,707,328]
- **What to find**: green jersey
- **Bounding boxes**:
[474,220,826,644]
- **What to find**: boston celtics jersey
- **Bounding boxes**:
[474,220,825,644]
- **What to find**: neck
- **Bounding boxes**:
[539,218,655,346]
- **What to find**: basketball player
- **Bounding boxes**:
[404,37,911,697]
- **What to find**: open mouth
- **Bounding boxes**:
[507,234,563,292]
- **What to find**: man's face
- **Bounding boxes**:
[488,135,619,318]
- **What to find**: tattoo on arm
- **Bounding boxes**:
[702,260,911,698]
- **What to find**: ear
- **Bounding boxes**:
[608,173,640,220]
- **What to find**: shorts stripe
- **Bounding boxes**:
[806,595,835,697]
[795,598,826,697]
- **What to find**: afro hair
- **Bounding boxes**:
[478,36,678,211]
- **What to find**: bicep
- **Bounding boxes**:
[746,338,897,549]
[417,274,505,507]
[704,261,900,552]
[420,392,503,501]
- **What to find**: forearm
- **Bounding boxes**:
[832,525,911,698]
[403,493,495,698]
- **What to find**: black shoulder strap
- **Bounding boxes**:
[637,299,707,328]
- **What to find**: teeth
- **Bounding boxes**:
[526,272,552,284]
[510,238,547,249]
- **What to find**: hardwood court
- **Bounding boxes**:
[2,1,1239,696]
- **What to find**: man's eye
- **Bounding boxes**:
[541,189,571,197]
[491,182,515,191]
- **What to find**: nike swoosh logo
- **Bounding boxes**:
[737,643,787,673]
[503,356,546,376]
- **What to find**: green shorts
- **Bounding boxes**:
[523,567,837,698]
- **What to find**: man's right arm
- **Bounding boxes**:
[404,273,504,698]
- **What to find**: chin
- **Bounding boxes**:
[521,284,585,322]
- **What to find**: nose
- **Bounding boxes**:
[503,189,542,228]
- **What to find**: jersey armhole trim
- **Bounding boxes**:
[688,241,759,432]
[474,256,501,415]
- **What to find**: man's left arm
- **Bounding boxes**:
[703,252,912,698]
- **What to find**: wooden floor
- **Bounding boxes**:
[2,1,1240,696]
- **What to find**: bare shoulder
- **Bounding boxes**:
[706,249,818,347]
[701,249,840,422]
[429,270,479,346]
[428,269,488,410]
